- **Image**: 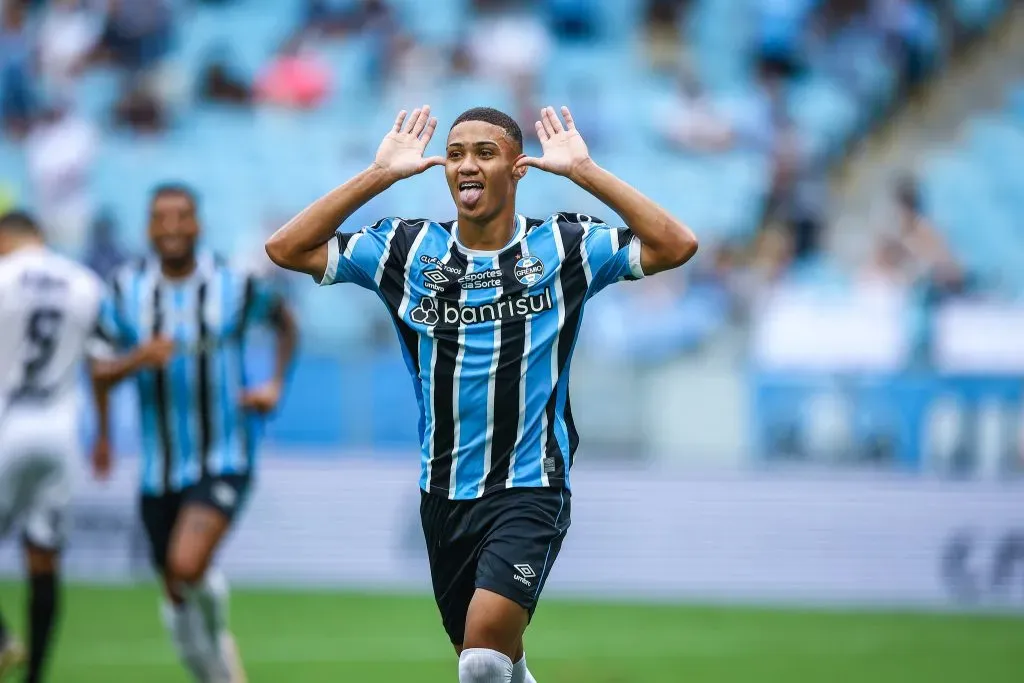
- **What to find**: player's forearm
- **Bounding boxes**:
[90,350,147,387]
[90,365,112,441]
[570,159,698,273]
[265,164,396,277]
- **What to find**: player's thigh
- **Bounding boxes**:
[462,588,530,658]
[420,490,480,647]
[21,453,73,557]
[140,492,183,575]
[167,475,250,582]
[470,488,571,640]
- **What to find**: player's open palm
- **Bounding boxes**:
[374,106,445,181]
[517,106,592,178]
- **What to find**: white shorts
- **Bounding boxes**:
[0,405,79,550]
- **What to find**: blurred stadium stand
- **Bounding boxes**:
[3,0,1022,472]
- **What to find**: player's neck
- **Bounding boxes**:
[160,255,197,280]
[456,209,518,253]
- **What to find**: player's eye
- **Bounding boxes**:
[448,151,462,160]
[479,150,494,158]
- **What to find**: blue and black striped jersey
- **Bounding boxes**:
[101,253,281,495]
[319,212,644,499]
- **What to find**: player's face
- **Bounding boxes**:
[445,121,526,221]
[148,193,199,262]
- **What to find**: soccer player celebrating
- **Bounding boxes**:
[0,210,112,683]
[92,185,298,683]
[266,105,697,683]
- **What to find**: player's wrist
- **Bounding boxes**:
[567,157,599,184]
[367,161,402,186]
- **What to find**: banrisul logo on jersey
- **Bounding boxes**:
[514,256,545,285]
[409,290,553,328]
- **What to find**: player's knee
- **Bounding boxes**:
[166,549,207,586]
[458,648,513,683]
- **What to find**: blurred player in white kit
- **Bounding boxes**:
[0,210,110,683]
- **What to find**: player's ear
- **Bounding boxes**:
[513,154,528,181]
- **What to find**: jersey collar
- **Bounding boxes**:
[452,214,525,258]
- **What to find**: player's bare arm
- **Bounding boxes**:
[517,106,699,275]
[89,361,113,479]
[265,105,445,277]
[240,301,298,414]
[89,336,175,387]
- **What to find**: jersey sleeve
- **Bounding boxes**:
[243,274,285,325]
[582,221,645,297]
[90,284,132,359]
[317,217,397,290]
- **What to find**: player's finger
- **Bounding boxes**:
[392,110,407,133]
[515,156,542,169]
[561,106,576,131]
[420,117,438,145]
[540,108,556,137]
[535,120,549,142]
[404,108,422,134]
[546,106,565,133]
[423,156,446,168]
[412,105,431,136]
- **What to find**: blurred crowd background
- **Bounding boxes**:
[1,0,1023,476]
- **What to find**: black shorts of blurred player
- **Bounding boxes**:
[140,473,251,596]
[420,486,571,657]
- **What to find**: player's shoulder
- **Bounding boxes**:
[540,212,610,231]
[108,256,149,285]
[374,216,450,235]
[34,249,105,292]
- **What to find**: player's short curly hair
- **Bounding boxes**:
[451,107,523,152]
[150,182,200,211]
[0,209,41,235]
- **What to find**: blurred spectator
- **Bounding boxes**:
[25,101,98,255]
[655,70,735,152]
[84,208,127,281]
[37,0,104,98]
[255,36,331,109]
[0,0,35,137]
[466,3,551,90]
[198,48,253,106]
[547,0,596,40]
[889,177,965,296]
[113,81,168,133]
[97,0,174,74]
[643,0,690,72]
[871,0,939,87]
[385,34,446,105]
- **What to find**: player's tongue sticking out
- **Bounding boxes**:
[459,181,484,209]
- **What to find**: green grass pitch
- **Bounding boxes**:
[0,582,1021,682]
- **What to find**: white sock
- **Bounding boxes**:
[512,654,538,683]
[161,599,214,683]
[459,648,514,683]
[182,570,234,683]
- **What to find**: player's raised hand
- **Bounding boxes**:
[373,106,445,181]
[516,106,592,179]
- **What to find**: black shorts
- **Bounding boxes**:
[139,474,251,572]
[420,486,571,645]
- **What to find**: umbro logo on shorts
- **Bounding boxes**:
[513,563,536,587]
[213,482,237,509]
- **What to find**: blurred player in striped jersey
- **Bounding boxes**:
[92,185,298,683]
[266,105,698,683]
[0,210,110,683]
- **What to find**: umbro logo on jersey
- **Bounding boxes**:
[513,564,536,587]
[423,269,450,291]
[409,289,554,328]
